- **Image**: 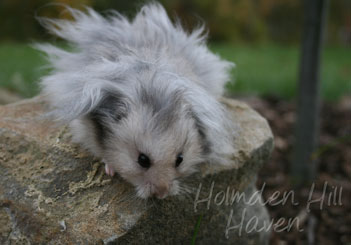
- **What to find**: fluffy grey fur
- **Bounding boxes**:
[36,3,236,199]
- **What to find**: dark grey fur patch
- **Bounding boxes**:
[139,85,164,113]
[138,85,184,132]
[88,92,128,147]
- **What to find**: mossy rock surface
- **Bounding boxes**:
[0,96,273,244]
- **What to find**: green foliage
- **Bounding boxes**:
[0,0,91,41]
[0,42,349,101]
[0,0,349,45]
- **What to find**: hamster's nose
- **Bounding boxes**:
[154,184,169,199]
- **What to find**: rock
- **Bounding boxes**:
[0,96,273,244]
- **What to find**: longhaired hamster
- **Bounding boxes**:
[37,3,235,199]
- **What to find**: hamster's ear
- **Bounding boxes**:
[40,71,120,123]
[89,91,129,123]
[88,92,129,145]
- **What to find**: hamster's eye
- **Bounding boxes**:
[175,153,183,167]
[138,153,151,168]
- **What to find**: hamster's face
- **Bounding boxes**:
[100,98,207,199]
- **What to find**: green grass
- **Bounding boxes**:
[211,43,351,101]
[191,214,203,244]
[0,42,350,100]
[0,42,47,97]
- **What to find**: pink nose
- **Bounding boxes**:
[154,184,169,199]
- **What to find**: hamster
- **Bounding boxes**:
[37,3,235,199]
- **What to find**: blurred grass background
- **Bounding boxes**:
[0,0,350,101]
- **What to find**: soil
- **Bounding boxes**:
[241,95,351,245]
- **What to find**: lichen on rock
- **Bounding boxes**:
[0,96,273,244]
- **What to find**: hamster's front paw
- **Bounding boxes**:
[103,161,115,177]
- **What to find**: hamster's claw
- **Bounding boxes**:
[104,163,115,177]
